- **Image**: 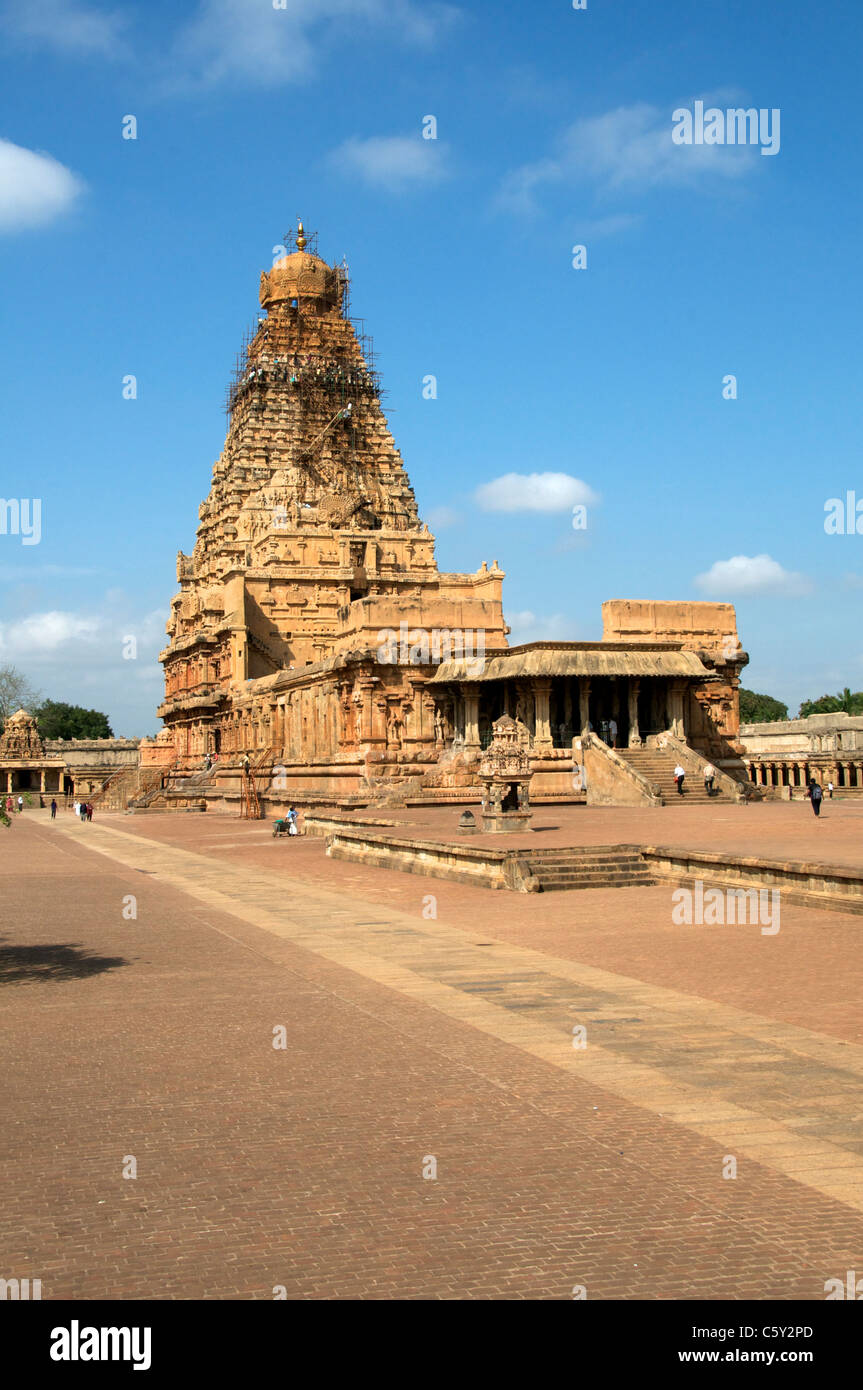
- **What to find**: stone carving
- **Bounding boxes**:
[477,715,533,833]
[0,709,44,760]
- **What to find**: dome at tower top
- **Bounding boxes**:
[260,248,341,310]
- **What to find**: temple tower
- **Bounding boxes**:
[158,224,508,774]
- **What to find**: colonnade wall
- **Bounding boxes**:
[160,661,746,804]
[747,757,863,790]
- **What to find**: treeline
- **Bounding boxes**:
[0,666,112,739]
[740,686,863,724]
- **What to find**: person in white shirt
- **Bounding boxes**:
[828,781,834,799]
[703,764,716,795]
[608,718,618,748]
[674,763,686,795]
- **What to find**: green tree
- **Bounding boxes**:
[0,665,40,724]
[799,688,863,718]
[739,689,789,724]
[34,701,113,740]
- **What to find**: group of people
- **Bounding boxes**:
[72,799,94,822]
[673,764,718,795]
[670,762,831,816]
[5,794,23,815]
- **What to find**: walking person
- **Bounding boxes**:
[16,794,23,813]
[808,778,823,817]
[86,802,93,822]
[674,763,686,796]
[50,798,57,819]
[827,780,834,799]
[703,763,716,796]
[608,717,618,749]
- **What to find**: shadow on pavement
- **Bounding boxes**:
[0,938,130,986]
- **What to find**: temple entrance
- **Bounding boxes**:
[637,679,669,740]
[502,782,519,811]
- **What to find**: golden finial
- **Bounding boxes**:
[296,219,307,252]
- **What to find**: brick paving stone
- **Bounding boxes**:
[0,809,861,1300]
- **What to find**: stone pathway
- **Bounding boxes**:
[1,813,860,1299]
[51,817,863,1211]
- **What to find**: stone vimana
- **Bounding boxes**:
[153,222,752,814]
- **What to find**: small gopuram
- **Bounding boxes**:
[478,715,533,832]
[0,710,64,802]
[155,223,751,809]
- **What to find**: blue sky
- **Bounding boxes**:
[1,0,861,735]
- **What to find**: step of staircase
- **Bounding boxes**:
[616,750,730,802]
[520,844,655,892]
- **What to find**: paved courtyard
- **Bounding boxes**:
[2,802,862,1300]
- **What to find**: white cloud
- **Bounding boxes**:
[576,213,642,240]
[330,134,449,191]
[507,610,574,644]
[694,554,812,598]
[1,0,128,57]
[0,139,85,232]
[0,600,167,734]
[168,0,458,90]
[426,505,461,530]
[475,471,598,514]
[0,611,101,652]
[498,101,758,214]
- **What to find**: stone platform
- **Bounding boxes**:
[303,802,863,909]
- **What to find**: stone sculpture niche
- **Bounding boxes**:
[477,714,533,833]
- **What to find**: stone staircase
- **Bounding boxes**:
[523,845,654,892]
[93,763,172,812]
[617,749,728,805]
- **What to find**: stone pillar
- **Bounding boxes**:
[579,678,591,737]
[462,683,481,752]
[531,679,553,750]
[563,682,572,730]
[669,681,686,740]
[357,678,381,745]
[322,680,338,758]
[627,679,641,748]
[40,769,46,793]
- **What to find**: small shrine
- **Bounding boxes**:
[0,709,65,801]
[477,714,533,833]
